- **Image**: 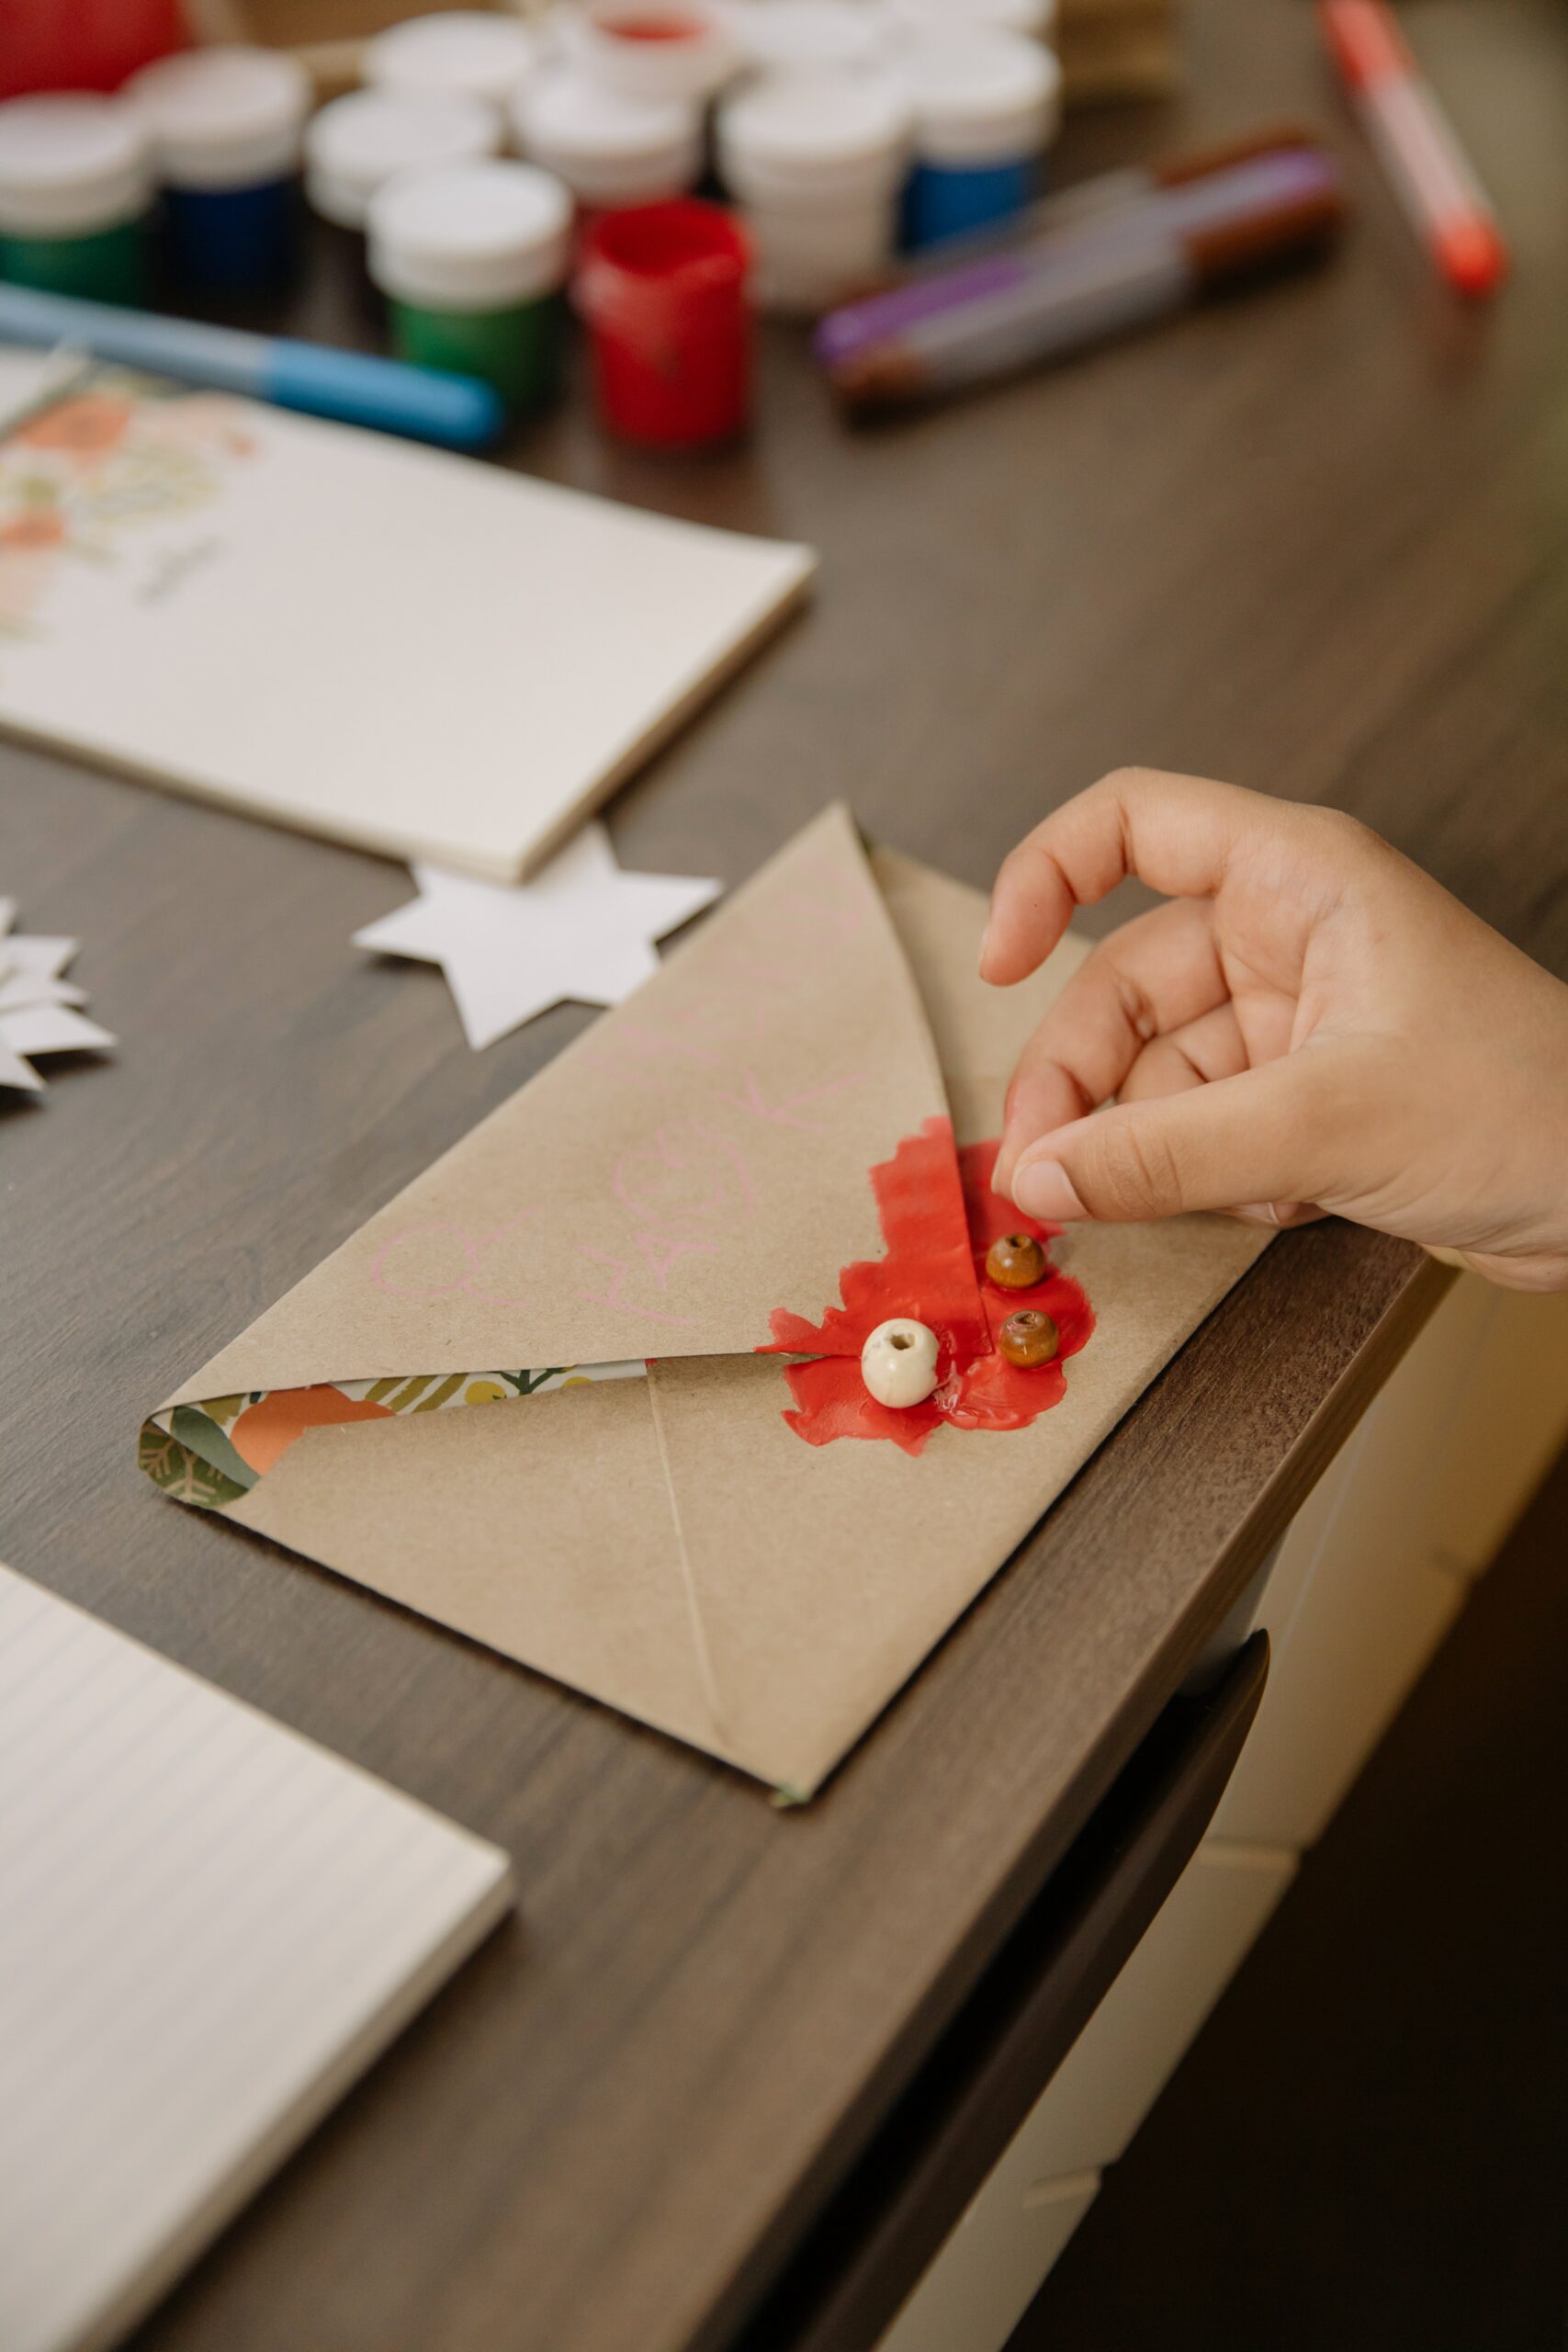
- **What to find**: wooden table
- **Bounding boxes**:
[6,1,1566,2346]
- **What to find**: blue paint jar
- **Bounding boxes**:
[896,31,1060,250]
[127,46,310,292]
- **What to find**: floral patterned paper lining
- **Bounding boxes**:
[139,1361,648,1511]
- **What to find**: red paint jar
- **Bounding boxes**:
[574,199,752,451]
[0,0,185,96]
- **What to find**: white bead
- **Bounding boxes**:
[861,1317,940,1408]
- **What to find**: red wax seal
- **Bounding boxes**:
[761,1121,1093,1456]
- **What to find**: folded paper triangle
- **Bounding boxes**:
[143,815,1270,1794]
[166,807,955,1402]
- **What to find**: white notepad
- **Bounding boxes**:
[0,1563,513,2352]
[0,375,815,879]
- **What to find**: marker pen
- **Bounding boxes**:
[1318,0,1506,296]
[0,280,504,449]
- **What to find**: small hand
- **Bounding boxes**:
[981,768,1568,1292]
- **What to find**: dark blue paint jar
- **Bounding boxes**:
[127,46,310,292]
[164,174,299,289]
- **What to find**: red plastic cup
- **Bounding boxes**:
[574,198,751,451]
[0,0,186,96]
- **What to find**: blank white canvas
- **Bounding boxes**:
[0,398,814,879]
[0,1564,512,2352]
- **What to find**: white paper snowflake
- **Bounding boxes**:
[0,899,115,1092]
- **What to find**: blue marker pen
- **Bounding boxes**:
[0,281,504,451]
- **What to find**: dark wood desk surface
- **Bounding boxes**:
[6,2,1566,2346]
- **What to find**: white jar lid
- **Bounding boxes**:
[718,73,909,200]
[367,157,571,307]
[366,11,540,109]
[126,46,310,191]
[885,0,1055,44]
[0,94,152,238]
[895,30,1059,163]
[513,71,701,204]
[745,190,897,312]
[305,87,500,227]
[734,1,889,76]
[561,0,737,102]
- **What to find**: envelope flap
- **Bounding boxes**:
[871,845,1094,1145]
[166,807,955,1407]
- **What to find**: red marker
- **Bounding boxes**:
[1318,0,1506,296]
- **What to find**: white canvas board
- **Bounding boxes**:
[0,384,814,878]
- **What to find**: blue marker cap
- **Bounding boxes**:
[265,338,504,449]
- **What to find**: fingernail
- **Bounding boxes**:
[1013,1159,1087,1221]
[977,918,996,977]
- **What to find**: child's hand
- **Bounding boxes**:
[983,770,1568,1292]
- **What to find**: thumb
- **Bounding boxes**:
[1009,1054,1344,1225]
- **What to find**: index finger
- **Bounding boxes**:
[981,767,1290,987]
[992,897,1226,1191]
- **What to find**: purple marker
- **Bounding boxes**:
[816,145,1348,408]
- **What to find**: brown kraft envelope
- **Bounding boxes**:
[141,806,1269,1797]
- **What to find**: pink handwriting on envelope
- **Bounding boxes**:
[370,1212,543,1309]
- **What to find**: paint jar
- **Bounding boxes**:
[574,198,750,448]
[367,159,572,409]
[0,95,152,303]
[365,11,541,122]
[716,74,910,315]
[305,89,502,231]
[732,1,891,78]
[560,0,738,105]
[514,72,703,212]
[0,0,184,100]
[896,33,1060,247]
[127,47,310,292]
[884,0,1056,45]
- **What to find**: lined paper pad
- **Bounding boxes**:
[0,1565,513,2352]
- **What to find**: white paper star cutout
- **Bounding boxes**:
[353,824,722,1050]
[0,901,116,1092]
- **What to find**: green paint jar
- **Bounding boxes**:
[367,159,571,411]
[0,94,153,305]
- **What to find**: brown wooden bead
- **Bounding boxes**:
[998,1308,1059,1369]
[986,1231,1047,1290]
